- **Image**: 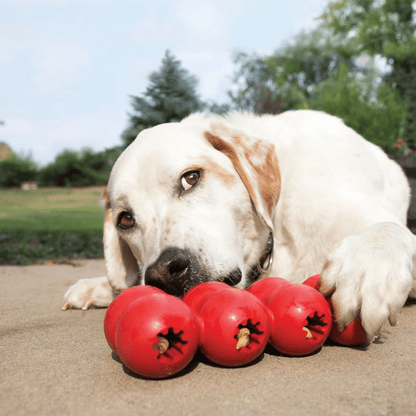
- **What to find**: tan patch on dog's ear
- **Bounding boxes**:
[201,156,236,186]
[183,161,236,187]
[230,132,280,216]
[204,131,258,206]
[104,208,112,228]
[246,143,280,216]
[101,187,111,211]
[204,125,281,223]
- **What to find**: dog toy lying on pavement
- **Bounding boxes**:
[104,277,368,379]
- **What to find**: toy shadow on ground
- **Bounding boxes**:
[405,297,416,307]
[323,337,372,350]
[114,349,265,380]
[120,355,201,380]
[192,348,265,370]
[111,349,201,380]
[263,343,326,358]
[263,339,374,356]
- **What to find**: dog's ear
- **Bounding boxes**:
[101,188,140,291]
[204,123,281,230]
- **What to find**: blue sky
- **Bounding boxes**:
[1,0,328,165]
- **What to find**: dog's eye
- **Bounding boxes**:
[181,170,200,190]
[118,212,135,229]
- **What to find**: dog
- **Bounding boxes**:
[62,110,416,341]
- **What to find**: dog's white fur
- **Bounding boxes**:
[62,110,416,340]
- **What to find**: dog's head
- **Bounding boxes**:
[102,115,281,297]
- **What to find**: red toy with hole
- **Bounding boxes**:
[302,274,368,346]
[103,271,368,379]
[266,283,332,356]
[182,281,230,312]
[115,293,199,379]
[302,274,322,291]
[327,299,368,346]
[104,285,164,354]
[246,277,291,303]
[185,284,271,367]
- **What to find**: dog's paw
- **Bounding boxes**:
[320,222,415,340]
[61,276,114,310]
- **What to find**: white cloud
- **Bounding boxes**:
[0,52,15,64]
[289,0,328,33]
[32,37,91,90]
[128,6,175,45]
[4,103,127,165]
[177,48,234,101]
[171,0,235,43]
[3,119,34,137]
[0,0,111,3]
[0,21,34,59]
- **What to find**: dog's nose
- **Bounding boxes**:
[145,248,191,297]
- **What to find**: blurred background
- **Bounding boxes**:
[1,0,415,264]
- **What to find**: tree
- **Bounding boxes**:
[308,61,408,151]
[0,153,38,187]
[229,28,358,114]
[228,21,408,149]
[320,0,416,145]
[39,146,123,187]
[228,51,282,114]
[0,124,39,188]
[122,50,205,147]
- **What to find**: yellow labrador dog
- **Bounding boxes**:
[62,110,416,341]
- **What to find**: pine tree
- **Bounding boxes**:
[122,50,204,146]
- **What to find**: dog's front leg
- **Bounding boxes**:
[61,276,115,310]
[319,222,416,341]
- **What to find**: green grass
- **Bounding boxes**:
[0,187,106,265]
[0,210,104,232]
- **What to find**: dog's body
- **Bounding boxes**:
[62,110,416,340]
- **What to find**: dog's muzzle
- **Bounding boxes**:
[145,248,196,297]
[145,233,273,296]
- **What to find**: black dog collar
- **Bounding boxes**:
[246,232,274,285]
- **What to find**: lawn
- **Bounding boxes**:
[0,187,106,265]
